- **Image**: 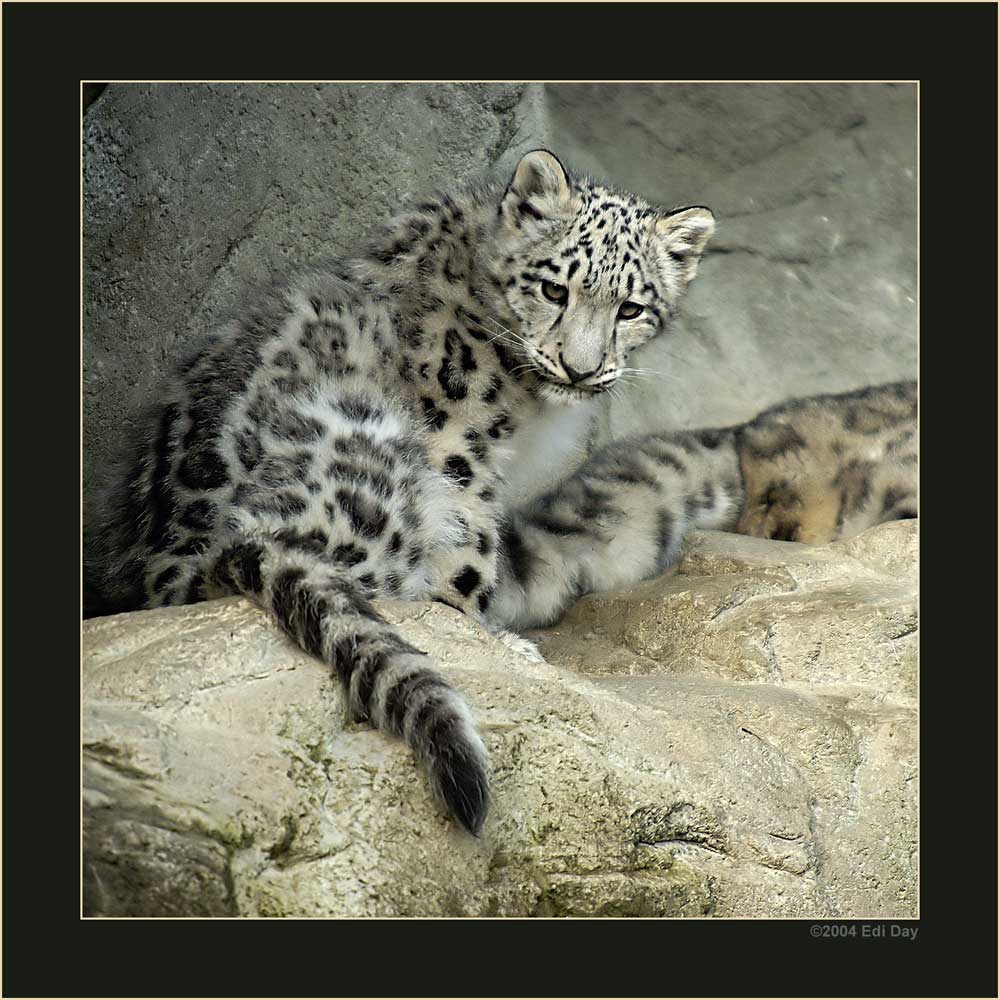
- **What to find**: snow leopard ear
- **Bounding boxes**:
[653,206,715,283]
[501,149,574,226]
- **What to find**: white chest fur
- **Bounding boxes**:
[496,399,595,506]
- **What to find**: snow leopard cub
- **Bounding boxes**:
[85,149,740,833]
[85,150,738,833]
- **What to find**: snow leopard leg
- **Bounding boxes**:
[418,488,548,661]
[411,470,511,627]
[210,536,490,835]
[489,428,744,631]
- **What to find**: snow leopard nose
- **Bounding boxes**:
[560,354,600,384]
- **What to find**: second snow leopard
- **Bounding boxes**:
[85,150,917,835]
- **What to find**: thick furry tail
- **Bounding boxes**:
[212,539,489,834]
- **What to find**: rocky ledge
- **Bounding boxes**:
[83,520,917,917]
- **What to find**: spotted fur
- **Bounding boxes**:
[735,380,918,543]
[85,149,915,835]
[489,379,916,633]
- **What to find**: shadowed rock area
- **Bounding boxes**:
[83,521,917,918]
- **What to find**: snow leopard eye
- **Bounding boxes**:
[541,280,568,304]
[617,301,644,320]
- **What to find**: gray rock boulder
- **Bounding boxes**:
[83,520,917,917]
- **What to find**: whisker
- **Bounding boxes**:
[482,320,536,353]
[618,366,681,384]
[487,333,523,350]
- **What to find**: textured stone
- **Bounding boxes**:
[82,520,917,918]
[541,520,918,702]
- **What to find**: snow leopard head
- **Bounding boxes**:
[491,149,714,403]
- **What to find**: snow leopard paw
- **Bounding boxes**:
[493,629,546,663]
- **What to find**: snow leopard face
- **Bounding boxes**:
[491,150,715,404]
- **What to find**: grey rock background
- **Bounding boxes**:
[83,82,916,498]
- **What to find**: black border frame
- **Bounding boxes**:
[3,2,997,997]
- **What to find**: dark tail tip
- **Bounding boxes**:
[423,710,491,836]
[435,746,490,836]
[369,651,492,835]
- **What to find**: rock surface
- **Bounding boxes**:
[83,83,916,499]
[83,520,917,918]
